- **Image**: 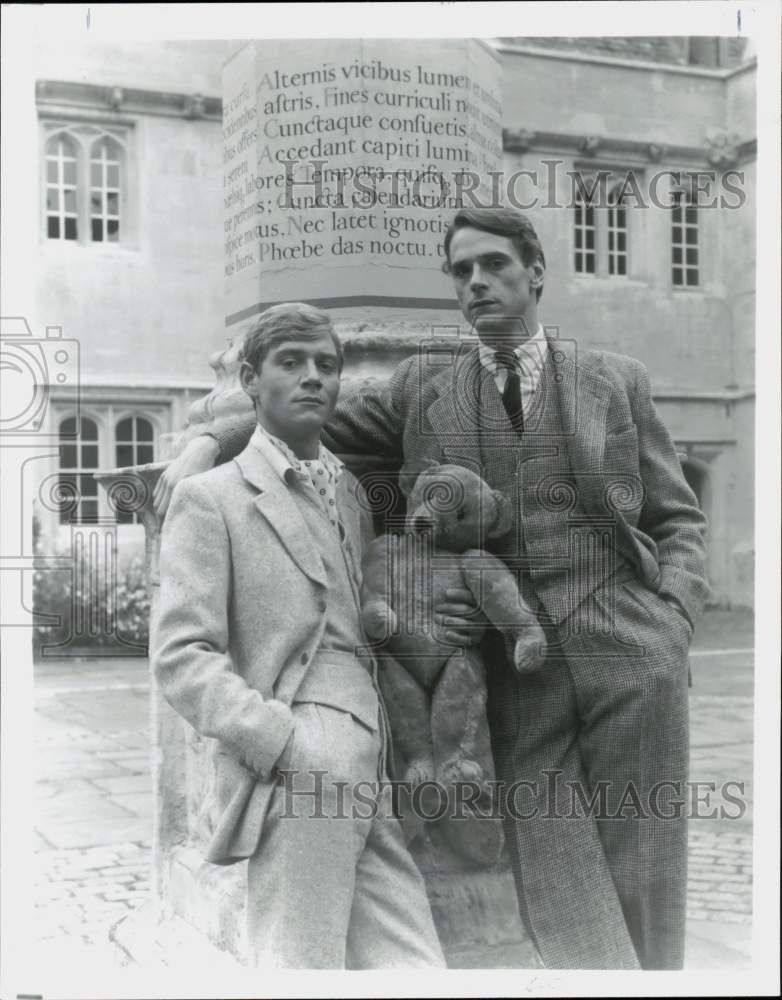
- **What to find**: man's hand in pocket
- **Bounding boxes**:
[273,728,296,776]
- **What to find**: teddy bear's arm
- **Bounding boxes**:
[360,535,399,639]
[459,550,547,673]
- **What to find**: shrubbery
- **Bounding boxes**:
[33,553,150,655]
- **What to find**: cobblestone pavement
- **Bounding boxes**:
[28,609,755,971]
[33,841,151,946]
[687,828,753,924]
[32,660,153,958]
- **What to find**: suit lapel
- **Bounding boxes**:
[553,339,613,514]
[337,476,364,580]
[235,446,328,588]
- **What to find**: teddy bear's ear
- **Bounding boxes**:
[488,489,514,539]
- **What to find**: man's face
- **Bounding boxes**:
[241,330,340,445]
[447,227,544,348]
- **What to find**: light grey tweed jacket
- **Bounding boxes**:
[153,441,373,864]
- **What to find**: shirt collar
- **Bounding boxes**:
[249,424,343,486]
[478,324,547,380]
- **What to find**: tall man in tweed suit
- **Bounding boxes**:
[153,304,445,968]
[155,209,709,970]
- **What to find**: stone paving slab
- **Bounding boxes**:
[38,817,153,850]
[36,793,137,824]
[93,773,153,795]
[685,919,753,969]
[34,840,151,948]
[35,757,134,782]
[35,777,100,799]
[33,714,97,741]
[113,792,154,817]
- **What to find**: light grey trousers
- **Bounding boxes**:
[246,701,446,969]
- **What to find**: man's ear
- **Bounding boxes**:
[239,360,258,398]
[529,260,545,292]
[488,489,514,539]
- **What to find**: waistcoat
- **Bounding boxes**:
[288,484,380,734]
[476,351,632,624]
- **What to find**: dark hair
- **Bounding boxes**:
[240,302,343,373]
[442,208,546,301]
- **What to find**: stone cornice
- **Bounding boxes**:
[35,79,756,170]
[35,80,222,122]
[342,335,468,354]
[492,41,757,81]
[50,379,216,393]
[503,128,757,168]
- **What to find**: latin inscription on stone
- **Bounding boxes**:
[223,39,503,323]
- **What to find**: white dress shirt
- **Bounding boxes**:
[478,323,547,418]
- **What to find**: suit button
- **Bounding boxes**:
[300,653,308,664]
[319,600,327,613]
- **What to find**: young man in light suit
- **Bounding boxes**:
[153,303,446,969]
[155,209,709,970]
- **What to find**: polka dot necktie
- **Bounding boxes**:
[302,459,339,530]
[494,349,524,434]
[259,427,342,533]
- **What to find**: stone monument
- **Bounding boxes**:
[98,37,538,969]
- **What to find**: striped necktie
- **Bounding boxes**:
[494,349,524,434]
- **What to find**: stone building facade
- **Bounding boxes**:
[29,37,755,606]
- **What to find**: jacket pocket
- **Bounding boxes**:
[604,425,639,472]
[627,523,660,575]
[205,747,275,865]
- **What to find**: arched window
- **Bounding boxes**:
[114,416,154,524]
[42,124,129,246]
[46,135,79,241]
[90,137,122,243]
[58,416,99,523]
[607,185,628,277]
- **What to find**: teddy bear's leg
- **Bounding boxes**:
[461,549,547,673]
[431,648,496,788]
[430,648,506,866]
[377,654,436,787]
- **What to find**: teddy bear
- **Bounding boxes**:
[361,462,547,865]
